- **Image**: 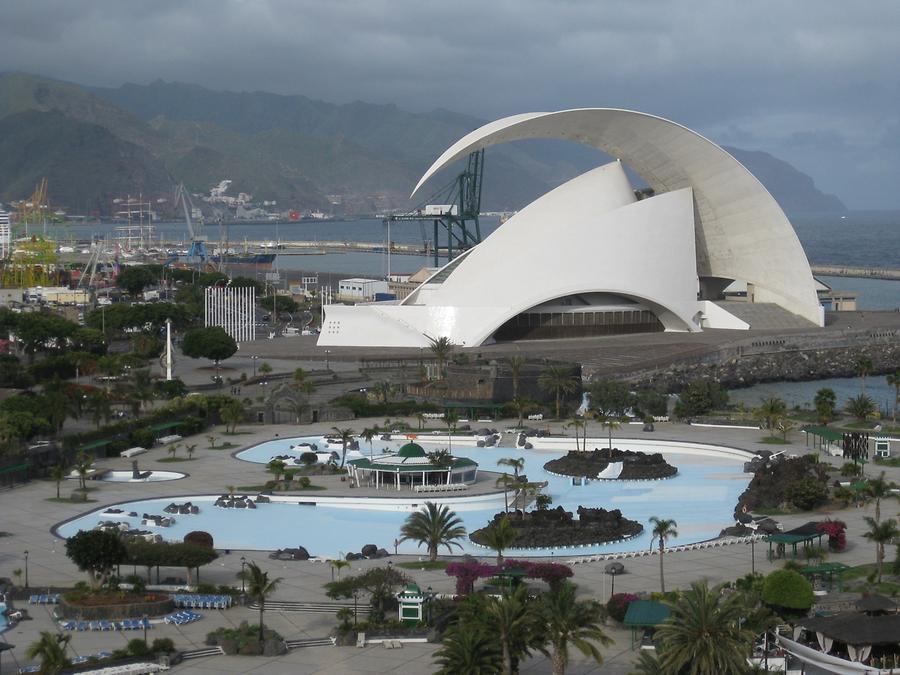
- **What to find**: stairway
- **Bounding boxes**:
[286,637,336,649]
[181,646,224,660]
[714,302,817,330]
[248,600,355,614]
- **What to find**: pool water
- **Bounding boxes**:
[100,470,186,482]
[57,437,751,558]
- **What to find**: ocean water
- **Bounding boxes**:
[57,437,750,557]
[43,211,900,308]
[728,376,897,415]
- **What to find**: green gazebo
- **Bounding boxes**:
[347,442,478,491]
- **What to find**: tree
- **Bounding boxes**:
[259,361,273,376]
[329,559,350,581]
[507,355,525,399]
[14,312,77,362]
[399,502,467,562]
[538,365,580,419]
[84,390,111,429]
[167,443,179,460]
[267,459,286,481]
[845,393,876,422]
[427,335,455,379]
[238,561,282,643]
[482,515,517,564]
[565,419,586,452]
[181,327,238,382]
[360,426,380,455]
[754,397,787,431]
[597,414,621,450]
[655,581,755,674]
[433,625,502,675]
[325,566,410,622]
[497,456,525,479]
[219,398,244,433]
[649,517,678,593]
[540,581,610,675]
[484,584,544,675]
[116,266,157,297]
[813,388,837,425]
[855,355,873,395]
[185,443,197,460]
[70,327,107,356]
[863,516,899,583]
[331,426,355,468]
[443,411,459,454]
[673,380,728,418]
[776,416,795,441]
[865,471,897,523]
[761,568,814,611]
[25,631,71,674]
[73,452,92,491]
[589,379,633,417]
[65,529,128,588]
[371,381,393,404]
[50,464,66,499]
[886,370,900,425]
[129,369,156,412]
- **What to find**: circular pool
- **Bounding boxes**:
[99,470,186,483]
[58,438,752,557]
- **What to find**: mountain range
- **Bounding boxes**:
[0,72,845,216]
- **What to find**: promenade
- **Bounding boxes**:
[1,418,898,674]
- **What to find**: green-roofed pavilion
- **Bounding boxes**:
[347,442,478,491]
[624,600,671,647]
[766,531,826,560]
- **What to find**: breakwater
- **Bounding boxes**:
[810,265,900,280]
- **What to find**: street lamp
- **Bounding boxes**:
[143,614,148,646]
[251,356,259,378]
[240,557,246,596]
[324,350,331,371]
[24,550,29,589]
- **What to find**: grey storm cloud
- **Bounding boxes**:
[1,0,900,207]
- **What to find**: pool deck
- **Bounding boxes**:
[2,418,899,674]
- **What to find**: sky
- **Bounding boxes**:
[2,0,900,209]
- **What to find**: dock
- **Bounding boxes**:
[810,265,900,281]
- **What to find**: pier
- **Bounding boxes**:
[810,265,900,281]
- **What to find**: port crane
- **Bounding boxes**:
[174,183,208,265]
[383,149,484,267]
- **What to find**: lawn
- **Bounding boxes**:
[760,436,792,445]
[840,563,900,594]
[234,484,326,492]
[47,496,98,503]
[158,457,195,463]
[208,442,238,450]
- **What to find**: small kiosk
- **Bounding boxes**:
[397,583,432,625]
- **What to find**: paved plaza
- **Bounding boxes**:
[1,419,898,674]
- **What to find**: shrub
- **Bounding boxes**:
[183,531,214,549]
[130,427,156,449]
[816,520,847,551]
[127,638,150,657]
[606,592,639,622]
[177,415,205,436]
[151,638,175,654]
[840,462,862,477]
[298,476,311,488]
[762,569,814,611]
[299,452,318,466]
[785,477,829,511]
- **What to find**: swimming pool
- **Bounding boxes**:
[99,470,186,483]
[57,437,752,558]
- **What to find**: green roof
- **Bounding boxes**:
[149,421,183,432]
[0,462,29,475]
[803,425,844,442]
[398,442,426,458]
[766,533,821,545]
[79,439,112,451]
[800,563,851,575]
[623,600,670,627]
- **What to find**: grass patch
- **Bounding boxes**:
[235,484,327,492]
[753,506,792,516]
[47,496,98,503]
[875,457,900,467]
[157,457,195,463]
[760,436,792,445]
[208,442,238,450]
[396,560,448,571]
[223,431,253,436]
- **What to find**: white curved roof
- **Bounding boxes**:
[413,108,821,325]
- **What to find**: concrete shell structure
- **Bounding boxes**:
[318,109,822,348]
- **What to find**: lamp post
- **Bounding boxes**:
[251,356,259,378]
[24,550,29,589]
[353,589,359,627]
[324,350,331,371]
[749,538,756,575]
[240,557,246,596]
[143,614,148,646]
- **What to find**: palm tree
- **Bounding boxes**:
[484,584,542,675]
[495,473,519,513]
[538,365,579,419]
[360,426,379,457]
[566,419,586,452]
[863,516,899,583]
[813,388,837,425]
[331,426,355,468]
[886,370,900,425]
[655,581,755,674]
[372,381,393,404]
[434,625,502,674]
[507,355,525,399]
[427,335,455,379]
[597,414,621,450]
[399,502,467,562]
[220,399,244,433]
[540,582,611,675]
[776,416,795,442]
[50,464,66,500]
[74,452,92,491]
[755,396,787,431]
[511,396,533,429]
[329,559,350,581]
[846,393,876,422]
[238,561,283,643]
[292,367,309,386]
[130,368,155,412]
[443,411,459,454]
[185,443,197,460]
[25,631,72,674]
[497,456,525,479]
[865,472,897,523]
[167,443,179,460]
[649,517,678,593]
[855,355,873,395]
[482,515,517,564]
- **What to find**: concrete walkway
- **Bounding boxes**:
[1,418,897,674]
